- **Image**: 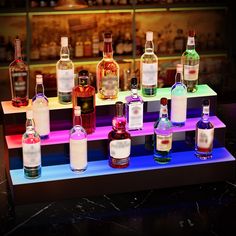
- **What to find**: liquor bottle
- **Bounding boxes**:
[69,106,87,173]
[195,99,214,159]
[125,77,144,131]
[22,109,41,179]
[75,37,84,58]
[173,29,185,53]
[171,64,187,127]
[92,31,99,57]
[56,36,74,104]
[32,74,50,139]
[96,32,119,100]
[140,31,158,97]
[181,30,200,93]
[72,70,96,134]
[108,102,131,168]
[154,97,172,163]
[9,38,29,107]
[83,36,92,57]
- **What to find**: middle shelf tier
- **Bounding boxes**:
[5,116,225,150]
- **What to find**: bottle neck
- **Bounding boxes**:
[60,46,70,60]
[159,104,168,119]
[202,105,210,121]
[15,40,22,60]
[26,118,35,130]
[103,41,113,59]
[175,71,183,84]
[73,114,82,127]
[35,83,45,96]
[131,87,138,98]
[186,36,195,50]
[145,40,154,54]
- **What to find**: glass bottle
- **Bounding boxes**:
[92,31,99,57]
[141,31,158,97]
[195,99,214,159]
[108,102,131,168]
[181,30,200,93]
[154,97,172,164]
[69,106,87,173]
[9,37,29,107]
[125,77,144,131]
[75,36,84,58]
[32,74,50,139]
[56,36,74,104]
[96,32,119,100]
[171,64,187,127]
[22,109,41,179]
[72,70,96,134]
[173,29,185,53]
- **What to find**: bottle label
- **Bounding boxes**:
[23,142,41,167]
[110,139,131,159]
[33,106,50,136]
[128,102,143,129]
[160,105,168,117]
[12,72,27,97]
[203,105,209,115]
[184,64,199,81]
[77,96,94,114]
[70,138,87,170]
[57,69,74,93]
[171,95,187,123]
[142,63,158,86]
[156,134,172,152]
[101,75,118,97]
[197,128,214,149]
[187,36,195,46]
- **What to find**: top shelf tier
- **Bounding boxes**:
[1,84,216,115]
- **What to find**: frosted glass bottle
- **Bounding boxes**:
[69,106,87,173]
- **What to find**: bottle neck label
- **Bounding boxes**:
[128,102,143,130]
[141,63,158,86]
[57,69,74,93]
[184,64,199,81]
[160,104,168,117]
[77,96,94,114]
[203,105,210,115]
[23,142,41,167]
[187,36,195,46]
[110,139,131,159]
[196,128,214,150]
[156,134,172,152]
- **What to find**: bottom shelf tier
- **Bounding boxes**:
[10,147,235,205]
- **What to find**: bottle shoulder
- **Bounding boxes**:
[23,130,41,143]
[9,59,28,71]
[70,125,87,137]
[108,129,131,140]
[56,59,74,69]
[182,49,200,59]
[171,83,187,95]
[196,119,214,129]
[32,95,49,105]
[154,118,172,129]
[141,52,158,62]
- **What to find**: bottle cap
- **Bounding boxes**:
[188,30,196,37]
[176,64,183,73]
[36,74,43,84]
[74,106,81,116]
[26,109,33,119]
[146,31,153,41]
[203,99,210,106]
[131,77,137,86]
[160,97,168,106]
[61,37,68,47]
[78,70,89,77]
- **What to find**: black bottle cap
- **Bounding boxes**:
[160,97,168,106]
[78,70,89,77]
[131,77,137,86]
[203,99,210,106]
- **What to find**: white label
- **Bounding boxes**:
[70,138,87,170]
[203,106,209,114]
[156,134,172,151]
[171,95,187,123]
[110,139,131,159]
[128,102,143,130]
[33,106,50,136]
[23,142,41,167]
[57,69,74,93]
[187,36,195,46]
[142,63,158,86]
[184,64,199,81]
[197,128,214,149]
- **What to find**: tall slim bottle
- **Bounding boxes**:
[96,32,119,99]
[9,38,29,107]
[141,31,158,97]
[56,36,74,104]
[70,106,87,172]
[154,97,172,164]
[181,30,200,93]
[195,99,214,159]
[171,64,187,126]
[22,109,41,179]
[108,102,131,168]
[32,74,50,139]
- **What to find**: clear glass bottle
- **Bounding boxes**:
[56,36,74,104]
[9,37,29,107]
[72,70,96,134]
[154,97,172,164]
[69,106,87,173]
[108,102,131,168]
[22,109,41,179]
[96,32,119,100]
[32,74,50,139]
[195,99,214,159]
[181,30,200,93]
[125,77,144,131]
[141,31,158,97]
[171,64,187,127]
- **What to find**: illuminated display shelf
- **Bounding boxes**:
[1,84,216,114]
[9,147,235,204]
[5,116,225,150]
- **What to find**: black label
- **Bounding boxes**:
[77,96,94,114]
